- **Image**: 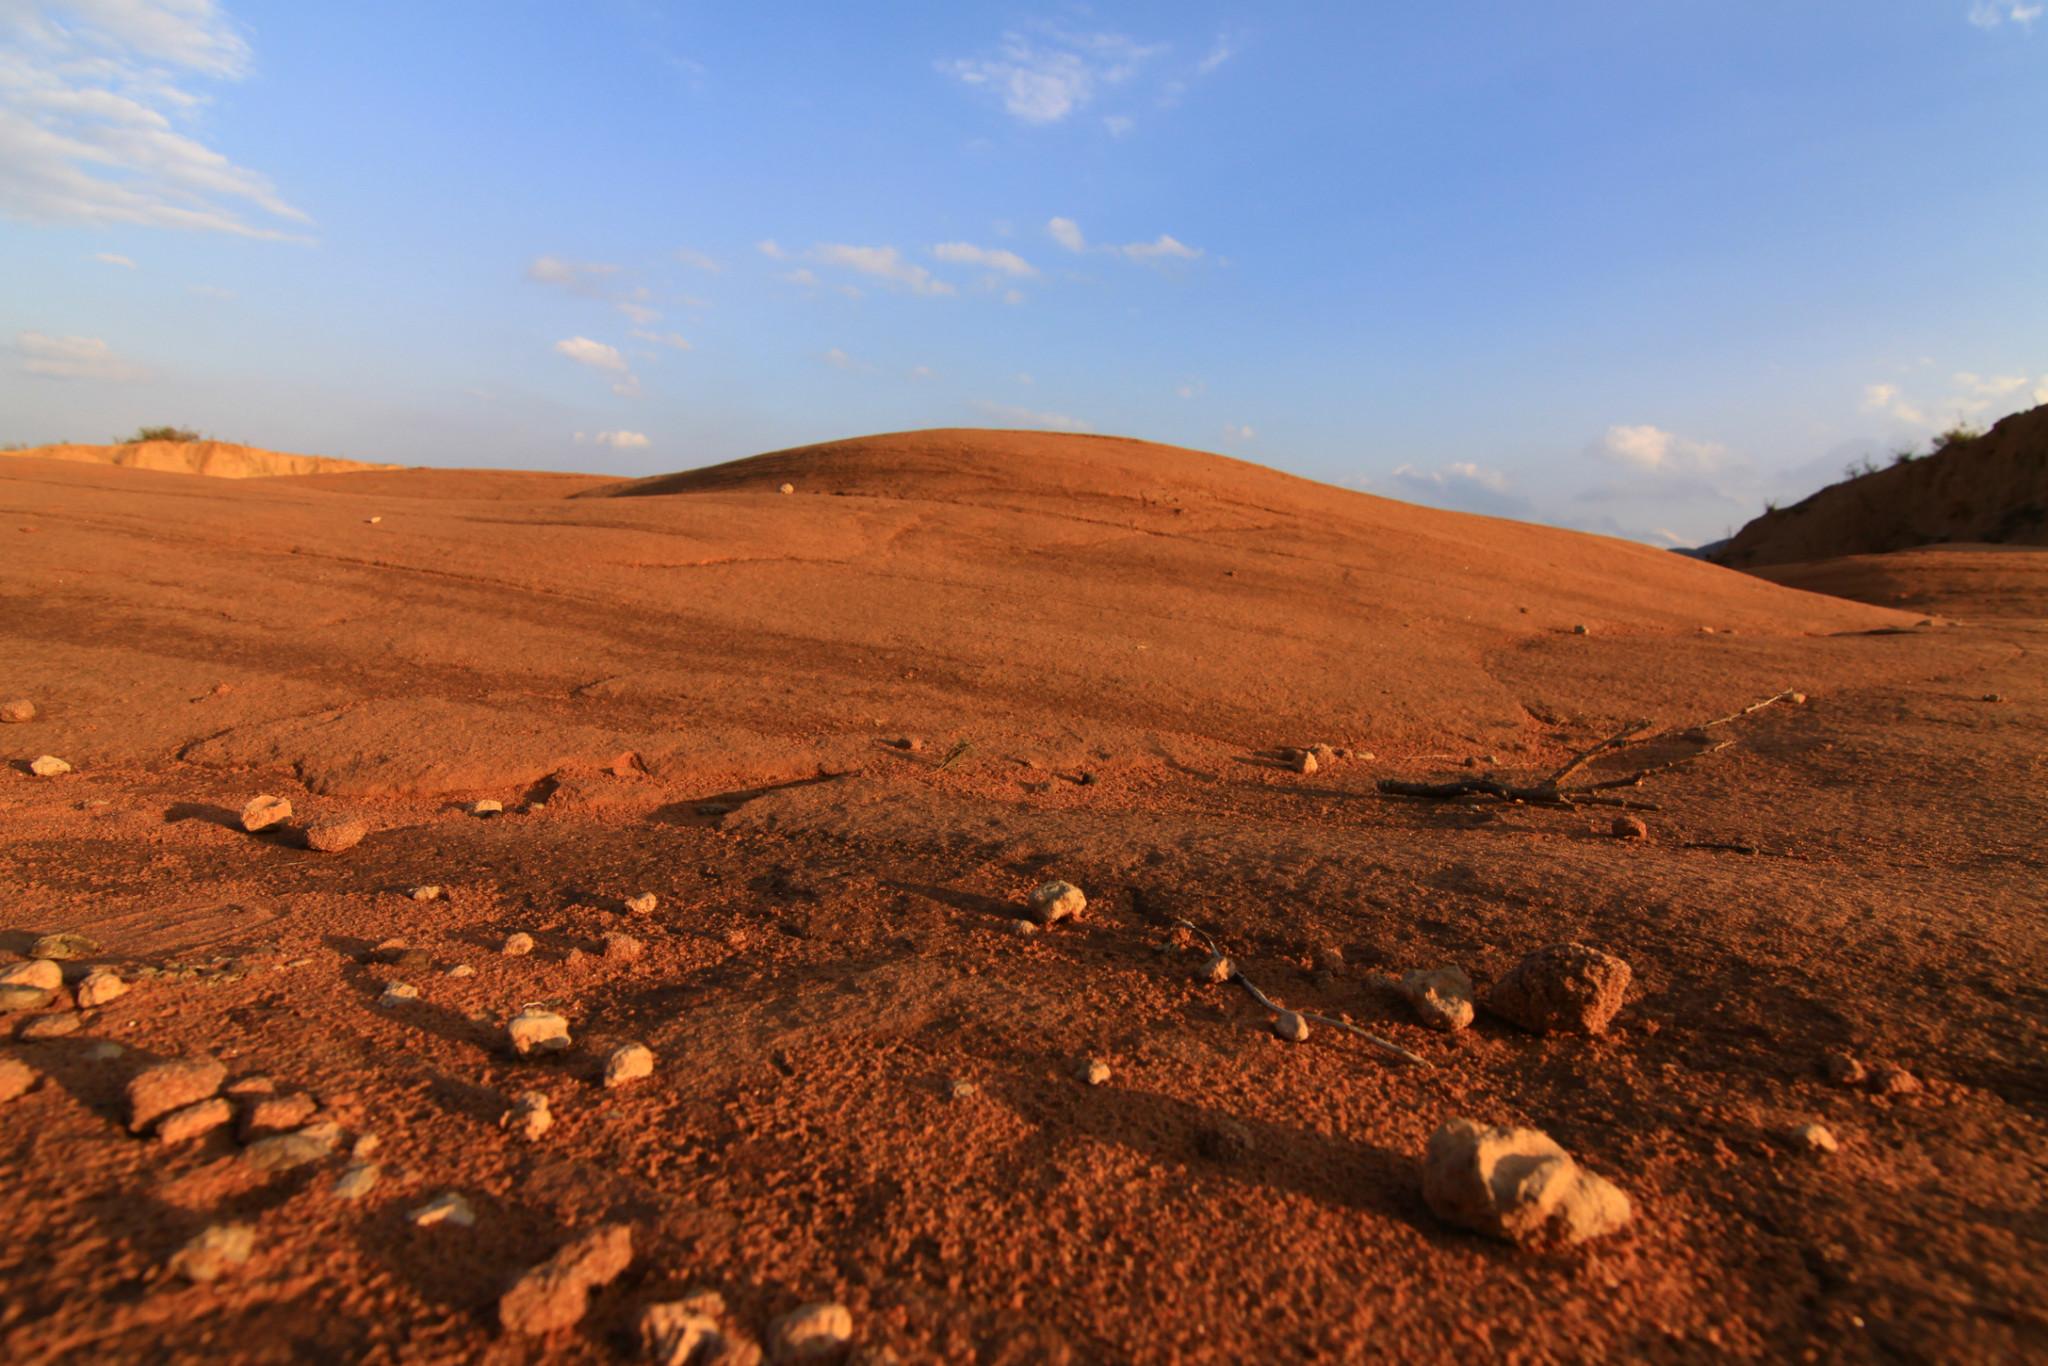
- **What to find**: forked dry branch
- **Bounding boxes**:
[1376,690,1801,811]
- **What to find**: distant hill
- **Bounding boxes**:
[1712,404,2047,568]
[3,439,397,479]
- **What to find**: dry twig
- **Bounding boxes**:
[1169,919,1428,1067]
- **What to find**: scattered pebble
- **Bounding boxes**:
[1195,1117,1253,1163]
[470,799,503,816]
[76,970,128,1007]
[1398,966,1476,1032]
[1309,742,1337,767]
[410,885,444,902]
[604,932,644,962]
[0,1057,38,1104]
[623,892,658,916]
[1822,1050,1868,1087]
[0,699,35,724]
[769,1302,855,1363]
[1869,1062,1921,1096]
[1273,1010,1310,1043]
[1611,814,1648,840]
[19,1013,80,1040]
[1486,942,1632,1035]
[605,1042,656,1089]
[0,984,53,1013]
[28,755,72,777]
[334,1162,381,1200]
[1982,693,2004,703]
[1421,1117,1631,1245]
[641,1298,755,1366]
[1290,749,1318,775]
[1571,624,1590,635]
[305,817,369,853]
[30,932,99,960]
[502,1090,553,1141]
[1790,692,1808,705]
[224,1075,276,1097]
[241,1091,317,1138]
[170,1223,254,1282]
[1027,880,1085,926]
[1001,918,1039,937]
[1198,953,1234,984]
[127,1056,227,1132]
[446,963,475,978]
[1787,1122,1839,1154]
[499,1223,634,1335]
[352,1133,380,1158]
[380,982,421,1007]
[240,794,292,833]
[409,1192,475,1228]
[947,1079,978,1099]
[243,1127,338,1173]
[158,1097,233,1145]
[509,1007,572,1057]
[502,932,536,956]
[0,959,61,992]
[779,482,795,495]
[894,736,924,752]
[1081,1057,1111,1086]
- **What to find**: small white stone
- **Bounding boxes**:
[410,885,444,902]
[623,892,658,915]
[1788,1121,1839,1154]
[0,959,62,992]
[76,969,129,1007]
[947,1078,978,1099]
[769,1302,854,1362]
[502,1090,553,1141]
[28,755,72,777]
[334,1162,381,1200]
[470,799,503,817]
[604,1042,655,1089]
[1273,1010,1310,1043]
[1198,953,1234,984]
[240,794,292,832]
[446,963,475,978]
[502,932,535,956]
[779,482,795,495]
[380,981,420,1006]
[171,1223,254,1282]
[409,1192,475,1228]
[1081,1057,1111,1086]
[1027,880,1085,926]
[508,1007,571,1056]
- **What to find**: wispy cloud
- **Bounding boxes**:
[673,246,721,272]
[554,335,638,395]
[940,26,1163,125]
[1221,422,1254,441]
[630,329,692,350]
[0,1,308,238]
[756,239,788,260]
[1968,1,2043,29]
[932,241,1036,277]
[527,256,620,295]
[575,429,649,449]
[93,251,135,267]
[1386,461,1533,520]
[1048,216,1087,253]
[971,400,1089,431]
[1593,424,1730,475]
[13,330,150,382]
[1043,217,1205,265]
[811,243,955,296]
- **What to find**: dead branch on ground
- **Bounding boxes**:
[1168,919,1429,1067]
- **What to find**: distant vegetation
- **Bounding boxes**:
[1930,422,1982,454]
[124,425,205,443]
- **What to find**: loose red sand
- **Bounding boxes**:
[2,429,2043,1361]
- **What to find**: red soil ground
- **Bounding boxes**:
[2,429,2043,1362]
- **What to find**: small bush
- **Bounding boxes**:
[1930,423,1982,455]
[125,425,203,443]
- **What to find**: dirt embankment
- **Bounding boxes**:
[4,439,399,479]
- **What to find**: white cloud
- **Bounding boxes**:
[0,1,308,238]
[756,239,787,259]
[1222,422,1254,441]
[673,246,720,272]
[1103,114,1134,136]
[1954,371,2028,398]
[812,243,955,296]
[615,298,659,325]
[932,241,1035,277]
[1969,1,2042,28]
[1595,423,1730,474]
[940,27,1162,125]
[782,267,817,286]
[971,400,1090,432]
[1119,233,1202,263]
[908,364,934,380]
[93,250,134,267]
[1048,216,1086,252]
[527,256,620,294]
[554,336,628,372]
[630,329,692,350]
[1387,461,1533,519]
[575,429,649,449]
[13,329,149,381]
[822,346,873,372]
[1196,36,1237,76]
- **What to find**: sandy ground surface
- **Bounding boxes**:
[1,431,2042,1362]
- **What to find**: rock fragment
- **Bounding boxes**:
[158,1097,233,1145]
[1273,1010,1310,1043]
[29,932,98,960]
[498,1223,634,1335]
[502,1090,553,1140]
[380,982,421,1007]
[128,1056,227,1132]
[1610,815,1648,840]
[470,799,504,817]
[1080,1057,1111,1086]
[171,1223,254,1282]
[0,1057,37,1104]
[243,1127,338,1173]
[769,1303,855,1363]
[305,816,369,852]
[1869,1062,1921,1096]
[1198,953,1234,984]
[623,892,658,915]
[1822,1050,1867,1087]
[18,1014,79,1040]
[508,1007,572,1056]
[605,1042,655,1089]
[241,1091,317,1139]
[1027,880,1085,926]
[0,959,61,992]
[240,794,292,832]
[604,932,644,962]
[947,1079,978,1100]
[1289,749,1318,775]
[1195,1118,1253,1163]
[1309,742,1337,768]
[502,932,536,956]
[28,755,71,777]
[409,1192,475,1228]
[76,970,128,1007]
[0,984,53,1013]
[447,963,475,978]
[334,1162,381,1200]
[641,1297,758,1366]
[1420,1118,1631,1245]
[0,699,35,724]
[1486,942,1632,1035]
[410,885,444,902]
[1786,1122,1839,1154]
[1398,966,1476,1033]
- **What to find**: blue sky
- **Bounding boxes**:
[3,1,2044,544]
